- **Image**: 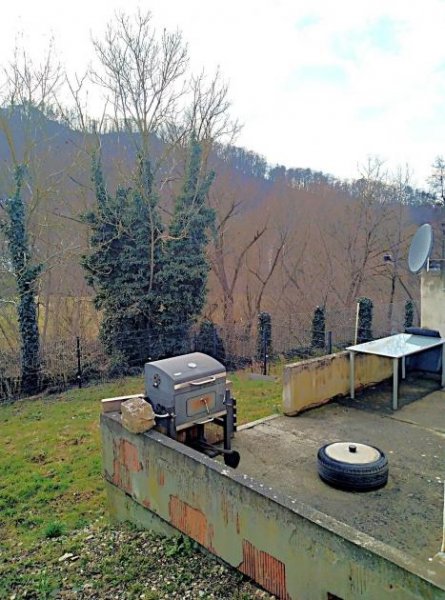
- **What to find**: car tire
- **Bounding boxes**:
[317,442,388,491]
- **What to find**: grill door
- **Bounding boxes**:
[186,391,217,417]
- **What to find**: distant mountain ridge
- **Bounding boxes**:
[0,106,434,208]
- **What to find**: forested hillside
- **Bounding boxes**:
[1,106,440,346]
[1,10,444,396]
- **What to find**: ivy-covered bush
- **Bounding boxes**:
[0,165,42,395]
[404,299,414,329]
[195,320,225,363]
[256,312,272,361]
[311,306,326,349]
[82,137,215,370]
[357,297,373,343]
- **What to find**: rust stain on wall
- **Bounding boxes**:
[112,438,143,494]
[239,539,290,600]
[157,470,165,486]
[236,513,241,534]
[112,439,124,490]
[169,496,214,550]
[221,493,229,525]
[120,439,143,472]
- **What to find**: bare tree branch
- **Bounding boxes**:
[91,9,188,157]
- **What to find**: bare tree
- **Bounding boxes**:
[208,188,267,346]
[376,166,417,331]
[428,155,445,205]
[91,10,241,186]
[279,220,333,313]
[185,69,241,147]
[92,9,188,157]
[324,157,393,308]
[2,39,62,117]
[244,228,287,325]
[0,41,87,351]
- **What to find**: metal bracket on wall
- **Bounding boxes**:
[426,257,445,272]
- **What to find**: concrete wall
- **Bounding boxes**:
[101,413,445,600]
[421,271,445,336]
[283,351,393,416]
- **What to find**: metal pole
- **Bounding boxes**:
[442,222,445,260]
[76,337,82,389]
[392,358,399,410]
[442,342,445,389]
[349,351,355,399]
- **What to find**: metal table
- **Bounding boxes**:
[347,333,445,410]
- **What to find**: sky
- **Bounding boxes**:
[2,0,445,189]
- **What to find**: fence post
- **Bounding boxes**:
[262,326,268,375]
[76,337,82,389]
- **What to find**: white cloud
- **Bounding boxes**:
[2,0,445,187]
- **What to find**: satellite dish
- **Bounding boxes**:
[408,224,434,274]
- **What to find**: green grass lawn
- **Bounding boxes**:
[0,367,282,554]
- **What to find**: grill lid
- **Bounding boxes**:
[145,352,225,385]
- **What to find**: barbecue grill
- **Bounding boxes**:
[144,352,239,468]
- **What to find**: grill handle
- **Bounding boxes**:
[189,376,216,386]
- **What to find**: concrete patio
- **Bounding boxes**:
[234,375,445,563]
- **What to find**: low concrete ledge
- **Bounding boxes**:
[101,412,445,599]
[283,351,393,415]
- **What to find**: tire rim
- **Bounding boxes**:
[325,442,380,464]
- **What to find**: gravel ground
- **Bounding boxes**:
[0,523,275,599]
